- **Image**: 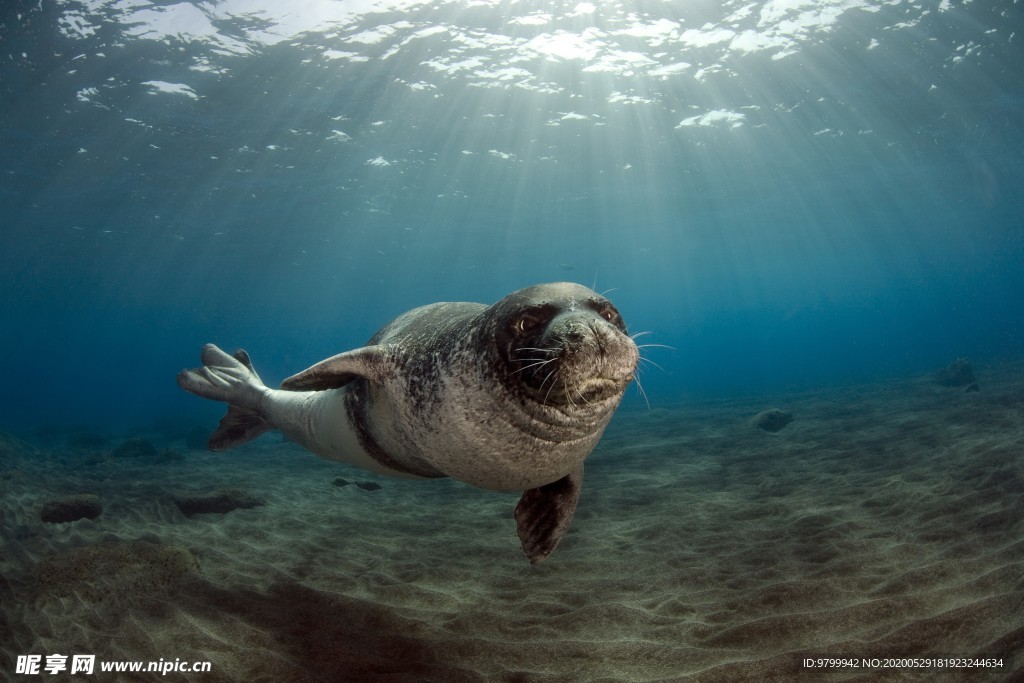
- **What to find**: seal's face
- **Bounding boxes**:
[491,283,639,409]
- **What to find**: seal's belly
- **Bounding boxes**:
[376,383,601,491]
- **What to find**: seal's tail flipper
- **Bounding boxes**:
[177,344,271,451]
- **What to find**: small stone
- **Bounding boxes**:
[753,409,794,433]
[175,488,264,517]
[41,494,103,524]
[355,481,382,492]
[332,477,351,487]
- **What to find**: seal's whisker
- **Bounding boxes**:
[633,374,652,411]
[516,356,557,366]
[511,358,556,375]
[542,369,561,404]
[516,347,558,355]
[638,356,666,372]
[636,343,675,351]
[630,330,654,340]
[563,378,578,409]
[539,367,559,391]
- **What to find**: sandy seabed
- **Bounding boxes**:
[2,363,1022,682]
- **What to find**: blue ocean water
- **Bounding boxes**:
[1,0,1021,434]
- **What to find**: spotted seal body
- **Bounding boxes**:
[178,282,638,563]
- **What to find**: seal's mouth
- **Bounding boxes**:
[543,376,629,404]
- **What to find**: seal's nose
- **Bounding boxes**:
[565,323,587,343]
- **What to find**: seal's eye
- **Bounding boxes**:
[598,306,618,323]
[515,316,540,335]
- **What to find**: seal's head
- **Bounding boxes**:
[488,282,639,411]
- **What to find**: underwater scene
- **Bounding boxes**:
[1,0,1023,680]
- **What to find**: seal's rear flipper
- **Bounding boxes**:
[514,464,583,564]
[208,405,270,451]
[177,344,271,451]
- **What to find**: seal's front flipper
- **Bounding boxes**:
[280,345,391,391]
[514,464,584,564]
[177,344,271,451]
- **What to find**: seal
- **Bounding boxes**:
[177,282,638,563]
